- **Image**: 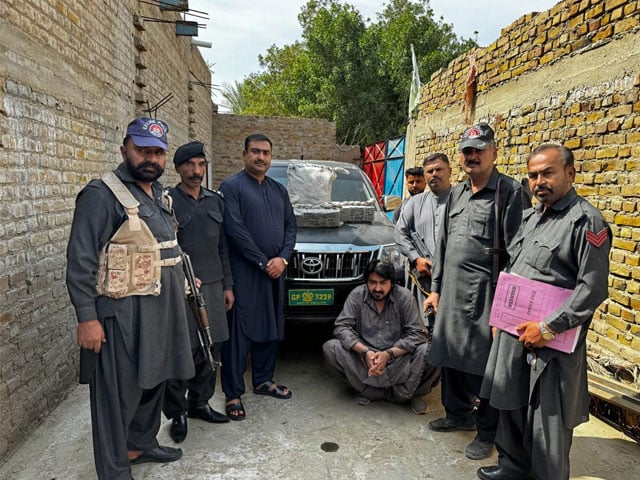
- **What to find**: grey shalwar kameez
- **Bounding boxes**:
[66,163,194,480]
[394,188,451,313]
[391,197,409,224]
[323,284,440,402]
[429,168,530,441]
[480,189,611,480]
[163,185,233,417]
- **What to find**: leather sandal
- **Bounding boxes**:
[225,399,246,421]
[253,380,292,399]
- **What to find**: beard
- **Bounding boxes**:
[368,289,390,301]
[125,156,164,182]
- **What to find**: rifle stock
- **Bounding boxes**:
[182,252,221,371]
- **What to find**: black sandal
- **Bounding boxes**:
[225,400,246,421]
[253,380,292,399]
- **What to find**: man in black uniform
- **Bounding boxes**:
[425,123,531,460]
[66,117,194,479]
[478,145,611,480]
[163,141,233,442]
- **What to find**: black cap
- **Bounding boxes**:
[460,123,495,151]
[173,141,206,165]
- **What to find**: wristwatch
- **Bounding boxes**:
[539,322,555,341]
[280,257,289,266]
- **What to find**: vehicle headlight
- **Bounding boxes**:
[379,244,408,271]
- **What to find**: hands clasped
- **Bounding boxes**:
[265,257,287,279]
[364,350,392,377]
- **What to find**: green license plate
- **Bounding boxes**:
[289,289,334,306]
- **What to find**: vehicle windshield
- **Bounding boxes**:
[267,165,375,203]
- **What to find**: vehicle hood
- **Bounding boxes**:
[294,212,395,247]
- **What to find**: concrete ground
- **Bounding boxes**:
[1,325,639,480]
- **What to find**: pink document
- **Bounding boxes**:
[490,271,580,353]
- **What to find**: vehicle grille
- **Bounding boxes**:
[286,250,379,280]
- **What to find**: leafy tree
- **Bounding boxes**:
[240,41,314,117]
[235,0,475,144]
[298,0,385,142]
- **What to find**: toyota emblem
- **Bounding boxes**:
[301,257,323,275]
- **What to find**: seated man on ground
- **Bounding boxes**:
[323,259,440,414]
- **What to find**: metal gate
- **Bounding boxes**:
[363,135,405,219]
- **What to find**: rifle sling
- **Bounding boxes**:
[491,178,502,287]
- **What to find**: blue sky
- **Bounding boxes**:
[188,0,561,110]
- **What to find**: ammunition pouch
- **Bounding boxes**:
[95,172,181,299]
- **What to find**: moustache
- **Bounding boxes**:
[139,161,162,171]
[188,175,203,181]
[125,157,164,182]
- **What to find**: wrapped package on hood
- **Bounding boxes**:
[287,162,337,205]
[294,204,342,228]
[331,200,376,223]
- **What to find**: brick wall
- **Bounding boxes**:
[0,0,214,462]
[210,113,361,187]
[3,0,636,465]
[408,0,640,377]
[0,1,359,463]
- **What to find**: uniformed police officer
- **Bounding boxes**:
[478,144,611,480]
[163,141,234,442]
[424,123,531,461]
[66,117,194,480]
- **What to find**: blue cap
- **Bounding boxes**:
[125,117,169,150]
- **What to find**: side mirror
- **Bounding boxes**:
[381,194,402,212]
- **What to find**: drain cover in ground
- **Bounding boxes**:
[320,441,339,452]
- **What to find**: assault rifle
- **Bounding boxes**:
[182,252,221,371]
[408,231,436,332]
[408,231,432,297]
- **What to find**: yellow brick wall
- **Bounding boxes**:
[0,0,214,461]
[211,113,361,188]
[410,0,640,367]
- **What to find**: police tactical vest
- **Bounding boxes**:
[95,171,181,298]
